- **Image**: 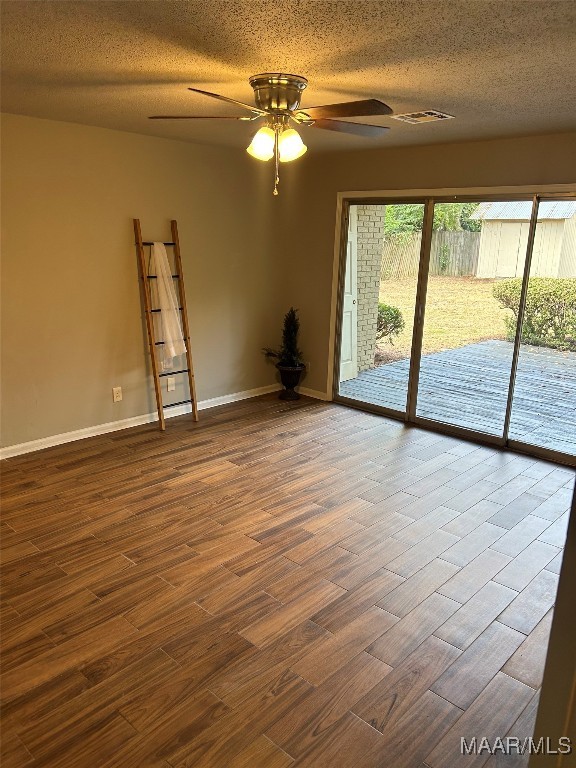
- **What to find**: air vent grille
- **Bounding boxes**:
[391,110,455,124]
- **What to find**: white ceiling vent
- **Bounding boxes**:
[391,110,455,124]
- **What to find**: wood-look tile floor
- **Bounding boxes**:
[1,395,574,768]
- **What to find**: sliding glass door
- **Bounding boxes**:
[508,201,576,456]
[335,194,576,463]
[416,201,528,436]
[337,201,424,414]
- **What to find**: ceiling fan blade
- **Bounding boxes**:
[297,99,393,120]
[188,87,267,115]
[311,119,390,137]
[148,115,255,120]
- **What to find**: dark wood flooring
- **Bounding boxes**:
[339,340,576,456]
[1,395,574,767]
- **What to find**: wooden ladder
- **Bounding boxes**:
[134,219,198,430]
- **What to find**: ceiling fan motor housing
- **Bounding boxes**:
[249,73,308,113]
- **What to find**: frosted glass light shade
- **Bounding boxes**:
[246,127,275,160]
[278,128,307,162]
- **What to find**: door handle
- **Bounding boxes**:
[352,299,356,304]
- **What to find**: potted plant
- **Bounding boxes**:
[263,307,306,400]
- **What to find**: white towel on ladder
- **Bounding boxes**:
[150,242,187,371]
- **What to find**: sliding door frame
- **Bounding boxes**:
[332,195,429,422]
[506,194,576,466]
[406,199,434,421]
[329,185,576,466]
[502,195,540,441]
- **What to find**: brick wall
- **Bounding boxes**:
[356,205,386,371]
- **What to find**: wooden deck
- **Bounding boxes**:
[1,396,574,768]
[339,340,576,457]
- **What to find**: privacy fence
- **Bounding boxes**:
[381,231,481,279]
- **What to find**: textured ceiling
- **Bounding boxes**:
[2,0,575,152]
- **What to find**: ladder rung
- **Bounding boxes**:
[142,241,175,246]
[154,338,189,346]
[146,275,180,279]
[150,307,183,313]
[163,399,193,408]
[159,369,189,377]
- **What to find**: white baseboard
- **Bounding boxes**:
[0,383,288,460]
[0,414,157,460]
[1,383,330,460]
[299,386,330,401]
[198,384,280,410]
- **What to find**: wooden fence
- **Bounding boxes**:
[381,231,481,279]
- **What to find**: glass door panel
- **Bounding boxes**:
[508,200,576,457]
[416,201,528,435]
[337,202,424,413]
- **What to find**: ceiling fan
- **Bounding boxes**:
[150,73,393,194]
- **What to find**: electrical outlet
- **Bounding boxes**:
[167,377,176,392]
[112,386,122,402]
[305,361,311,372]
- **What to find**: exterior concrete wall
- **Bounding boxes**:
[356,204,386,371]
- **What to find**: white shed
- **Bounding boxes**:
[472,201,576,278]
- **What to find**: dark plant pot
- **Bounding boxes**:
[276,364,305,400]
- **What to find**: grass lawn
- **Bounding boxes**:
[377,276,513,363]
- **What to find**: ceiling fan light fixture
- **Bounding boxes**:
[246,126,275,161]
[160,74,393,192]
[278,128,307,162]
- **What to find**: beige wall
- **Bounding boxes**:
[2,118,576,449]
[281,132,576,393]
[1,113,281,448]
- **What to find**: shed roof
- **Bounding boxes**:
[471,201,576,221]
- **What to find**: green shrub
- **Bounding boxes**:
[438,244,450,274]
[377,303,405,344]
[492,278,576,351]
